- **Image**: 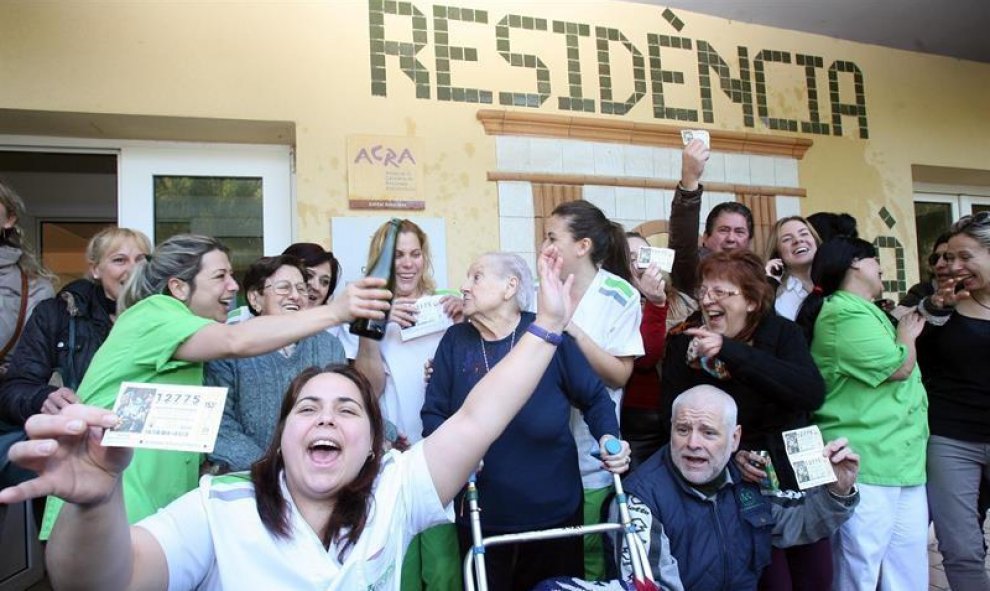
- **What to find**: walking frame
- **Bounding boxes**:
[463,440,655,591]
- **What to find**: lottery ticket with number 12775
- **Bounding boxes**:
[101,382,228,453]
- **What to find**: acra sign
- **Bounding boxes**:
[368,1,870,139]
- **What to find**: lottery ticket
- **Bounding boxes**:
[400,294,456,341]
[680,129,710,148]
[102,382,228,453]
[781,425,837,490]
[636,245,675,273]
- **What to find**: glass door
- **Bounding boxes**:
[118,143,293,278]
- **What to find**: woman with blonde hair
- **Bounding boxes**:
[0,181,56,371]
[0,226,151,424]
[357,219,462,591]
[764,215,822,320]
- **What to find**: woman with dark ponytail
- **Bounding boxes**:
[797,237,929,590]
[544,200,644,579]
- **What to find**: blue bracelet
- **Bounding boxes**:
[526,323,563,345]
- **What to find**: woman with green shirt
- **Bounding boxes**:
[796,236,928,591]
[40,234,391,538]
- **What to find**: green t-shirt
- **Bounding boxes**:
[810,290,928,486]
[41,295,213,538]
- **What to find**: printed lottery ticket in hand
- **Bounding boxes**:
[636,246,675,273]
[400,294,456,341]
[102,382,228,453]
[680,129,710,148]
[780,425,837,490]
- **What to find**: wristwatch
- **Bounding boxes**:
[526,323,563,346]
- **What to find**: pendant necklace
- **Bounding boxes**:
[481,327,516,373]
[971,293,990,312]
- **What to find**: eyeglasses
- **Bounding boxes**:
[264,280,308,296]
[928,251,948,267]
[694,285,741,302]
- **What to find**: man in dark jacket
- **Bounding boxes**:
[612,386,859,591]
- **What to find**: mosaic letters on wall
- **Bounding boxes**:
[368,0,870,139]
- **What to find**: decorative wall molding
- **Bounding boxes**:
[487,171,806,198]
[477,110,813,159]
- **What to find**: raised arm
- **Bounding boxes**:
[0,406,168,591]
[174,278,391,362]
[423,246,574,505]
[668,141,708,294]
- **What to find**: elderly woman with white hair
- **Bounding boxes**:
[421,252,630,591]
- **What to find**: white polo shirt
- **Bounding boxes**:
[138,443,452,591]
[569,268,644,489]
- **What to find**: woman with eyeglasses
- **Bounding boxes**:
[915,212,990,591]
[796,237,928,591]
[204,255,346,473]
[282,242,341,308]
[661,249,828,591]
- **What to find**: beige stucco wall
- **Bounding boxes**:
[1,0,988,286]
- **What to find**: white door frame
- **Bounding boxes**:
[0,135,294,252]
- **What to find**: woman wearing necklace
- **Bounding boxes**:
[422,252,629,591]
[205,255,346,472]
[916,211,990,591]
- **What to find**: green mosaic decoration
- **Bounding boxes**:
[552,20,595,112]
[368,0,431,98]
[796,54,830,135]
[647,33,698,121]
[661,8,685,32]
[829,61,869,139]
[754,50,800,132]
[879,206,896,229]
[874,234,907,298]
[495,15,550,108]
[433,4,492,103]
[595,27,647,115]
[696,41,753,127]
[365,2,871,139]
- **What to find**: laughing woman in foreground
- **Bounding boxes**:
[0,247,622,591]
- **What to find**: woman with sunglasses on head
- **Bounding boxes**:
[796,237,928,591]
[0,247,615,591]
[915,212,990,591]
[764,216,822,321]
[889,232,952,320]
[661,249,828,590]
[37,233,391,539]
[204,255,346,473]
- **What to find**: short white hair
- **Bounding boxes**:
[482,252,535,312]
[671,385,738,430]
